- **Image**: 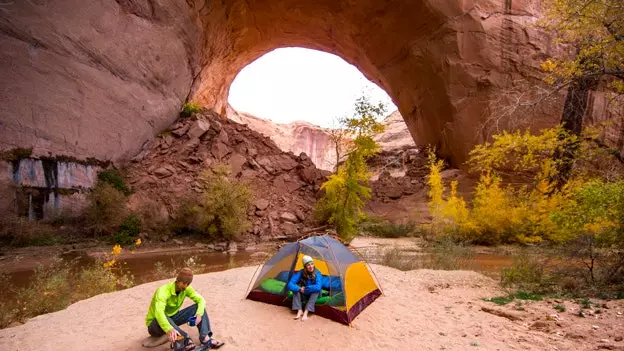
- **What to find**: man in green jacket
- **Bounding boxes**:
[145,267,224,349]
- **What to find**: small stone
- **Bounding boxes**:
[592,325,600,330]
[295,209,306,221]
[255,210,266,217]
[161,235,169,242]
[227,242,238,253]
[254,199,270,210]
[281,222,298,234]
[280,212,298,223]
[171,124,190,137]
[615,336,623,342]
[153,167,173,178]
[438,332,446,336]
[173,239,183,245]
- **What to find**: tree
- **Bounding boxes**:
[326,119,352,172]
[316,95,386,240]
[539,0,624,185]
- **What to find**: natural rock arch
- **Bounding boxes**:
[0,0,551,165]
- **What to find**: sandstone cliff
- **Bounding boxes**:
[226,105,338,171]
[226,106,416,171]
[0,0,564,167]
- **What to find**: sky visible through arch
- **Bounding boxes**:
[228,47,397,128]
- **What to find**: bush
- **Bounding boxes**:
[501,253,548,293]
[136,199,170,237]
[97,168,132,195]
[16,259,72,319]
[381,239,474,271]
[181,102,202,118]
[423,237,474,270]
[381,247,419,271]
[360,218,418,238]
[86,183,128,236]
[75,259,134,300]
[0,214,67,247]
[112,214,141,245]
[172,166,252,240]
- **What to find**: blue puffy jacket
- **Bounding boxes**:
[287,269,323,294]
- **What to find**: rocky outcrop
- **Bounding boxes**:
[125,110,329,241]
[374,111,417,152]
[1,0,564,167]
[227,105,416,171]
[226,105,338,171]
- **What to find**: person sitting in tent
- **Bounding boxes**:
[287,255,324,321]
[145,267,224,349]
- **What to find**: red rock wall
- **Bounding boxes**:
[0,0,563,166]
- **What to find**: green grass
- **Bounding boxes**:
[484,291,544,305]
[181,103,202,118]
[554,304,566,312]
[515,291,543,301]
[484,295,515,305]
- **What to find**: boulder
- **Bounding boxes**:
[211,141,230,160]
[227,153,247,176]
[280,212,298,223]
[187,119,211,140]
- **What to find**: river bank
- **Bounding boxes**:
[1,265,623,350]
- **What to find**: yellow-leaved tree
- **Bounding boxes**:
[316,95,386,240]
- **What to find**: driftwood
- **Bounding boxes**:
[481,306,523,321]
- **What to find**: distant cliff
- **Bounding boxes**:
[226,105,415,171]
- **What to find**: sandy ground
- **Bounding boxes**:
[0,264,623,351]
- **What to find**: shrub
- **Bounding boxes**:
[86,183,128,236]
[172,166,252,240]
[97,168,132,195]
[552,180,624,287]
[423,237,474,270]
[16,259,72,319]
[112,214,141,245]
[181,102,202,118]
[137,199,170,237]
[360,218,417,238]
[74,262,133,300]
[381,247,418,271]
[0,214,67,247]
[501,253,548,293]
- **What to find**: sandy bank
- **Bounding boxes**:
[0,265,622,350]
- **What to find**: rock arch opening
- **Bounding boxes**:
[227,47,396,126]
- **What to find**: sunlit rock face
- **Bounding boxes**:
[226,105,338,171]
[1,0,559,165]
[227,105,416,171]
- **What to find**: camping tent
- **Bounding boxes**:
[246,235,381,324]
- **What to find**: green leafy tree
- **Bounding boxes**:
[316,95,386,240]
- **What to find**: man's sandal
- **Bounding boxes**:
[201,338,225,349]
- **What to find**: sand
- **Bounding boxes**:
[0,264,623,351]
